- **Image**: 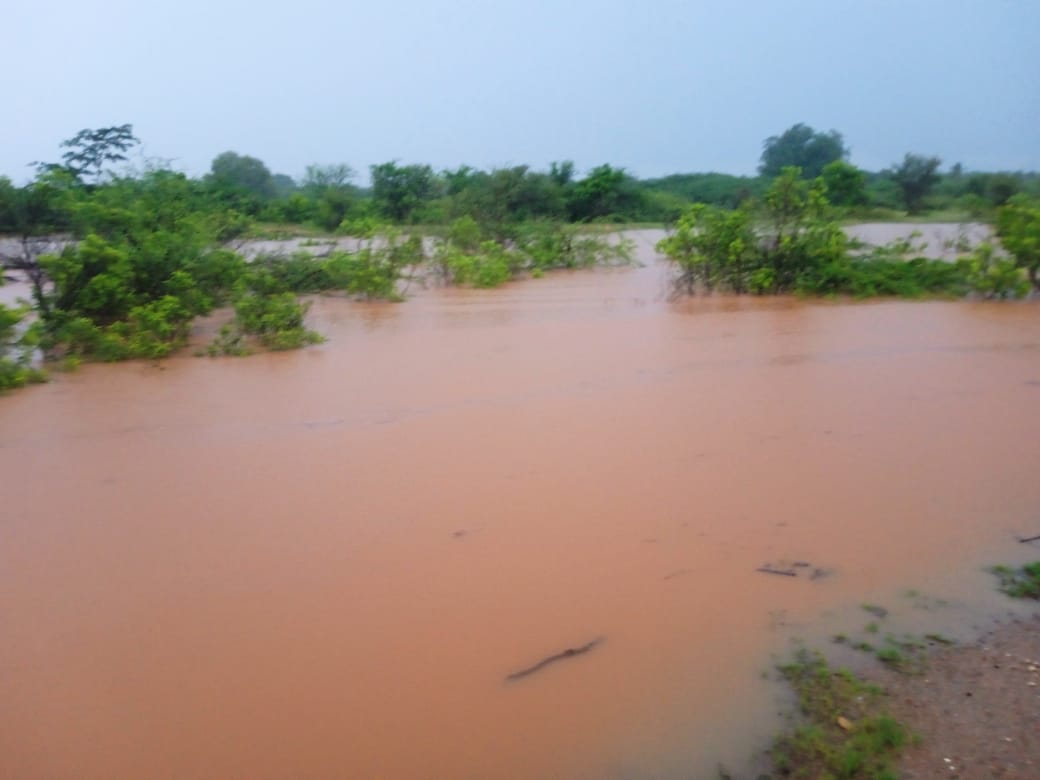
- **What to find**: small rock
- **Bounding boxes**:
[837,716,854,731]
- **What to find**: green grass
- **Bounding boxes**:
[991,562,1040,599]
[772,650,907,779]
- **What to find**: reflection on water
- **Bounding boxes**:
[1,235,1039,779]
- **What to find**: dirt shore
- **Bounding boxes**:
[870,614,1040,779]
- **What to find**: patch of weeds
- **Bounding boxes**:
[875,647,904,668]
[861,604,888,620]
[990,562,1040,599]
[832,634,848,645]
[924,633,954,646]
[772,649,907,779]
[853,641,875,653]
[901,589,919,599]
[876,636,926,674]
[864,622,879,634]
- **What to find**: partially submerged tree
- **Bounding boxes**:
[996,196,1040,290]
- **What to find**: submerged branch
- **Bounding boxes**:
[505,637,604,682]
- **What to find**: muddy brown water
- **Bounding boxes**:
[2,230,1040,779]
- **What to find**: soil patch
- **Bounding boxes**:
[873,615,1040,779]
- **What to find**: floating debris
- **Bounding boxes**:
[757,565,798,577]
[756,559,833,580]
[505,638,604,682]
[663,568,692,581]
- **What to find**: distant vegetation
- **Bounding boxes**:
[0,121,1038,390]
[655,166,1037,300]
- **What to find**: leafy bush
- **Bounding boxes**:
[208,291,323,355]
[0,303,46,391]
[996,197,1040,290]
[965,243,1029,299]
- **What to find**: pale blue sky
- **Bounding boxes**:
[4,0,1038,183]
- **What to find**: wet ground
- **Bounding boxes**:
[1,229,1038,779]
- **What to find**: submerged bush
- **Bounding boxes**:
[208,291,323,356]
[0,302,46,391]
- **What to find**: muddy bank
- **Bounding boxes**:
[882,614,1040,779]
[1,242,1039,779]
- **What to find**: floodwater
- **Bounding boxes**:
[2,230,1039,779]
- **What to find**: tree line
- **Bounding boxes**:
[0,122,1038,392]
[0,126,636,389]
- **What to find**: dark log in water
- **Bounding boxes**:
[506,638,604,682]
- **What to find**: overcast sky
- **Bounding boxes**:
[4,0,1038,183]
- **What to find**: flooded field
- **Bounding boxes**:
[2,230,1039,779]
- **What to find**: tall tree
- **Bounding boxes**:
[58,124,140,184]
[890,153,942,214]
[759,123,848,179]
[568,165,642,222]
[207,152,277,207]
[370,162,435,223]
[303,164,357,231]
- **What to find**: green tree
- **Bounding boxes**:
[657,167,848,296]
[207,151,277,211]
[0,300,45,390]
[0,172,76,311]
[41,124,140,184]
[996,197,1040,290]
[890,153,942,214]
[820,160,867,208]
[370,162,435,222]
[568,165,643,222]
[302,164,357,231]
[759,124,848,179]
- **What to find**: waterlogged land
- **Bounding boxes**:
[1,232,1039,779]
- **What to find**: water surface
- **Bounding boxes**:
[2,232,1039,779]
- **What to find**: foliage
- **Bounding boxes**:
[657,169,983,299]
[371,162,436,223]
[760,123,848,179]
[658,168,849,295]
[208,291,323,355]
[206,151,278,213]
[301,163,357,231]
[640,172,765,210]
[964,242,1029,299]
[517,221,634,271]
[821,161,867,208]
[0,302,46,390]
[567,164,644,222]
[247,231,418,302]
[656,203,758,294]
[991,562,1040,599]
[995,196,1040,290]
[433,220,633,288]
[32,124,141,184]
[772,650,906,780]
[890,153,942,214]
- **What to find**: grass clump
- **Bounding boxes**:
[772,650,907,779]
[991,562,1040,599]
